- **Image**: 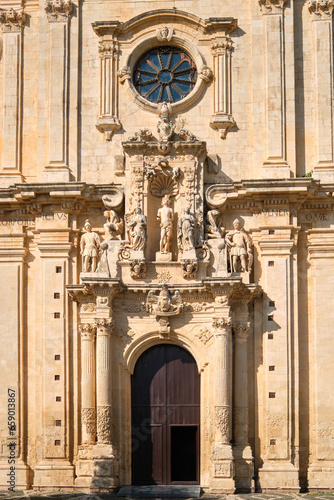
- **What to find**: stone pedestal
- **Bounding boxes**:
[155,251,172,262]
[207,240,227,277]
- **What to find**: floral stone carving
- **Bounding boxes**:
[97,406,112,443]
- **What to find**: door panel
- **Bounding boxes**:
[131,344,200,485]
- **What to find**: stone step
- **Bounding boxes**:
[117,486,201,498]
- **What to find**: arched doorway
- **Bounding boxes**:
[131,344,200,485]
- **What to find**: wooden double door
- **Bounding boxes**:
[131,344,200,485]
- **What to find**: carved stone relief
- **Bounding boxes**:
[81,407,96,441]
[146,285,183,316]
[205,210,225,239]
[215,405,230,440]
[97,406,112,444]
[181,259,198,279]
[156,26,174,42]
[0,8,26,31]
[125,207,147,252]
[195,326,213,345]
[129,259,147,279]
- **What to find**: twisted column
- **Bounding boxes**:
[95,318,113,444]
[79,323,96,444]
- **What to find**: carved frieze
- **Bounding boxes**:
[97,406,112,444]
[258,0,287,14]
[307,0,334,19]
[45,0,73,21]
[0,8,25,31]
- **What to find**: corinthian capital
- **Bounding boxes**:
[79,323,97,341]
[233,322,251,342]
[0,8,25,31]
[307,0,334,19]
[45,0,73,21]
[258,0,287,14]
[212,316,232,335]
[95,318,114,336]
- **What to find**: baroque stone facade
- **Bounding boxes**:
[0,0,334,494]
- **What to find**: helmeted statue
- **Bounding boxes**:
[80,220,100,272]
[225,218,253,273]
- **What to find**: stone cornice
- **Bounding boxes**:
[307,0,334,19]
[45,0,73,22]
[0,8,25,32]
[92,10,237,38]
[258,0,287,14]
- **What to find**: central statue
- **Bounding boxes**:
[157,195,174,254]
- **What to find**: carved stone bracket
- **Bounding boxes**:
[307,0,334,18]
[0,8,25,31]
[129,259,146,279]
[45,0,73,21]
[97,405,112,444]
[258,0,287,14]
[181,259,198,279]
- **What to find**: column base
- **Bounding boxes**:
[75,444,119,492]
[257,462,299,491]
[313,163,334,184]
[41,165,71,183]
[0,461,30,490]
[308,463,334,489]
[233,445,254,492]
[261,163,291,179]
[34,461,74,488]
[209,443,235,493]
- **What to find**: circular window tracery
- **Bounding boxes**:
[133,46,197,104]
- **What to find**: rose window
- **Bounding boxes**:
[133,46,197,103]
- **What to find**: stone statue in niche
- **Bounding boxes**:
[177,206,196,252]
[205,209,225,239]
[80,220,100,272]
[126,207,147,251]
[157,195,174,254]
[225,218,253,273]
[157,102,174,142]
[103,209,123,240]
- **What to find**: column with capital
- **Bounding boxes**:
[79,323,96,445]
[233,321,254,491]
[211,301,234,492]
[95,318,113,445]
